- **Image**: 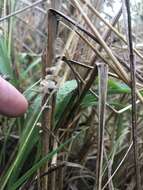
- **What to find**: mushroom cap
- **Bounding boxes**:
[0,76,28,117]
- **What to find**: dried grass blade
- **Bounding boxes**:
[94,63,108,190]
[122,0,141,189]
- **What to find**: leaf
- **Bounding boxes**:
[56,80,77,104]
[55,80,77,123]
[55,80,98,119]
[108,79,130,94]
[81,92,97,108]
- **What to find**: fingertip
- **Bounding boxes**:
[12,94,29,117]
[0,76,29,117]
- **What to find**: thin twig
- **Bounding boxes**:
[123,0,141,189]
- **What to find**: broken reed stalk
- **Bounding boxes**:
[40,10,58,190]
[123,0,141,189]
[94,63,108,190]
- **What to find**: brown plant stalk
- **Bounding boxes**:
[123,0,141,189]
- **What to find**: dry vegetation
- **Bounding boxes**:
[0,0,143,189]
